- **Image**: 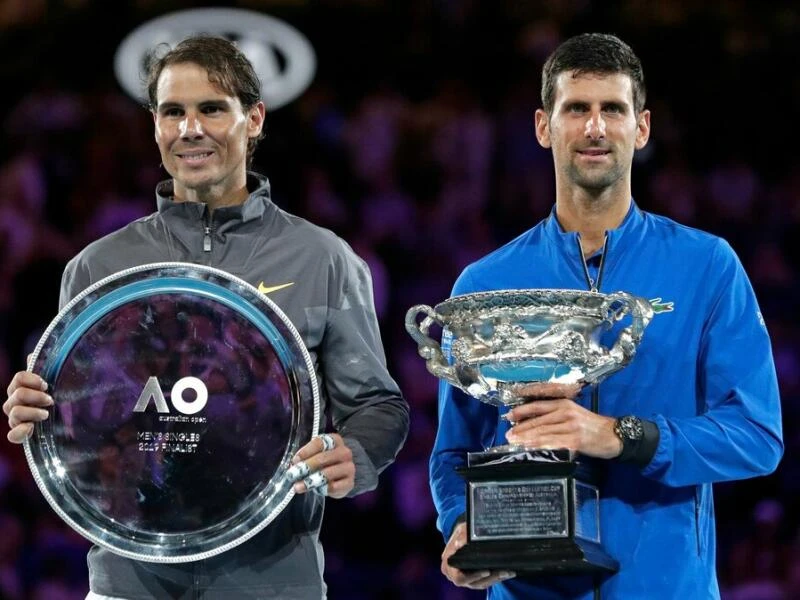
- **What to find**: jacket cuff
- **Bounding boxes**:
[342,435,378,497]
[640,415,672,478]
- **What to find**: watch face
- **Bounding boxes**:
[619,416,644,441]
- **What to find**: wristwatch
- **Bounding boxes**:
[614,415,644,460]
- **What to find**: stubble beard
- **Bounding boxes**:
[564,158,625,196]
[170,163,230,203]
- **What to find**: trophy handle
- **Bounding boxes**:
[405,305,463,389]
[582,292,654,384]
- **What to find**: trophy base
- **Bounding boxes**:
[453,454,619,577]
[448,536,619,575]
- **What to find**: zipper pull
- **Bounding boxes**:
[203,226,212,252]
[577,235,599,292]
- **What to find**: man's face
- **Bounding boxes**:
[153,62,264,200]
[535,71,650,193]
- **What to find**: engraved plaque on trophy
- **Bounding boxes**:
[406,289,653,575]
[23,263,319,563]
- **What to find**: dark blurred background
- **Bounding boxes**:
[1,1,799,599]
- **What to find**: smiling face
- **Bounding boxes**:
[153,62,265,205]
[535,71,650,195]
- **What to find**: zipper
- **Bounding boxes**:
[203,216,213,253]
[575,233,608,419]
[694,487,701,555]
[193,561,201,599]
[578,233,609,600]
[576,234,609,293]
[575,232,609,418]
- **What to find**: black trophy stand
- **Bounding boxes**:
[448,448,619,576]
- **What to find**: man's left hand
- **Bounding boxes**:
[505,398,623,459]
[288,433,355,499]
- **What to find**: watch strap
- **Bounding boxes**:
[617,418,660,467]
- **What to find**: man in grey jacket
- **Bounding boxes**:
[4,35,409,599]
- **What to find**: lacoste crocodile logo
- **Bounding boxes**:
[649,297,674,314]
[258,282,294,295]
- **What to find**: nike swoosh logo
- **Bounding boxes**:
[258,281,294,295]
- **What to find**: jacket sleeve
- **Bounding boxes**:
[428,268,499,541]
[322,243,409,496]
[642,239,783,485]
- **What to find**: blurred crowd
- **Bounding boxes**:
[1,1,799,599]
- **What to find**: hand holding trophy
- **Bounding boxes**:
[406,289,653,575]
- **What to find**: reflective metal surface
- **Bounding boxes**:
[406,289,653,406]
[24,263,319,563]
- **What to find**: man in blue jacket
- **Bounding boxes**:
[430,33,783,599]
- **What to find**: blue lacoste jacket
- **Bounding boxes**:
[429,201,783,599]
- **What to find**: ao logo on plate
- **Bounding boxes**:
[133,376,208,415]
[114,8,316,109]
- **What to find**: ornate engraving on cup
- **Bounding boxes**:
[405,289,653,407]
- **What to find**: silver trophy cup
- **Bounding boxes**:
[406,288,653,409]
[405,289,653,575]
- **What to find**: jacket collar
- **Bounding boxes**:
[542,198,646,254]
[155,171,272,225]
[539,199,648,284]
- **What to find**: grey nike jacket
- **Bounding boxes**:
[58,173,410,599]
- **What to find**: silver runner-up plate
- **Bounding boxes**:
[23,263,320,563]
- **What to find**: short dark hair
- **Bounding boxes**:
[541,33,646,114]
[145,35,265,164]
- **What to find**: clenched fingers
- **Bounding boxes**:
[506,404,622,458]
[300,447,355,485]
[6,402,52,444]
[441,524,515,589]
[505,397,575,424]
[292,462,354,498]
[288,434,355,498]
[6,371,49,401]
[512,381,582,400]
[293,435,352,474]
[7,422,35,444]
[7,404,51,427]
[293,433,342,462]
[4,389,53,420]
[458,570,516,590]
[506,422,581,450]
[5,371,53,444]
[507,400,581,432]
[443,566,515,590]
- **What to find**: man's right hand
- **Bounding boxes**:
[4,371,53,443]
[440,522,516,589]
